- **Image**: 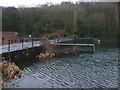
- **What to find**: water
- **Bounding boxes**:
[3,47,119,88]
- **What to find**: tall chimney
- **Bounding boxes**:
[73,8,77,34]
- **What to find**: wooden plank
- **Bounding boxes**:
[51,43,95,47]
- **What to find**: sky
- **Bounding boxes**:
[0,0,119,7]
[0,0,79,7]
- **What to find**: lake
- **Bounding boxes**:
[3,47,119,88]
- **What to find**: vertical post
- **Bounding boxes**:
[57,38,59,43]
[73,8,77,34]
[8,40,11,61]
[8,40,10,52]
[32,37,33,47]
[11,37,13,44]
[22,38,24,49]
[64,34,67,42]
[2,37,4,45]
[73,32,77,44]
[15,40,17,43]
[39,37,41,46]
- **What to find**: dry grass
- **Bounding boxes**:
[0,60,22,82]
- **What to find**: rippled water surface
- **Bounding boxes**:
[3,47,119,88]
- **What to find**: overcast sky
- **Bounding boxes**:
[0,0,80,7]
[0,0,119,7]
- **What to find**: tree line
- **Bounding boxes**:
[2,2,119,45]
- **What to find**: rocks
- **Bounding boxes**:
[1,60,22,81]
[36,52,55,59]
[38,37,56,59]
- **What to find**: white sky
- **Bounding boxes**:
[0,0,79,7]
[0,0,119,7]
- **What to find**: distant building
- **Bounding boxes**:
[1,32,20,44]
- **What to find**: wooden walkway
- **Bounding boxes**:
[51,43,95,47]
[51,43,95,53]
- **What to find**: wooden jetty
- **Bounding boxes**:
[51,39,96,54]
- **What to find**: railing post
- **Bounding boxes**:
[8,40,11,61]
[2,37,4,45]
[22,38,24,49]
[32,37,33,47]
[39,37,41,46]
[8,40,10,52]
[15,40,17,43]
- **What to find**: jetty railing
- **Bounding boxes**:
[1,37,61,54]
[1,37,97,54]
[51,38,96,53]
[1,37,42,54]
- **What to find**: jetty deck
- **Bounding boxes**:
[51,44,95,53]
[51,43,95,47]
[1,38,96,55]
[1,40,56,54]
[51,38,96,53]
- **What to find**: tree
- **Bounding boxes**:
[2,7,20,32]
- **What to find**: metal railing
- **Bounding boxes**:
[1,37,63,54]
[1,37,42,54]
[1,37,94,54]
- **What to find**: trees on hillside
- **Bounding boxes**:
[2,7,20,32]
[2,2,119,41]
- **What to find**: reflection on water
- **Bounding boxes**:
[3,47,119,88]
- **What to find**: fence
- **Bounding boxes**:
[1,37,77,54]
[1,37,42,54]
